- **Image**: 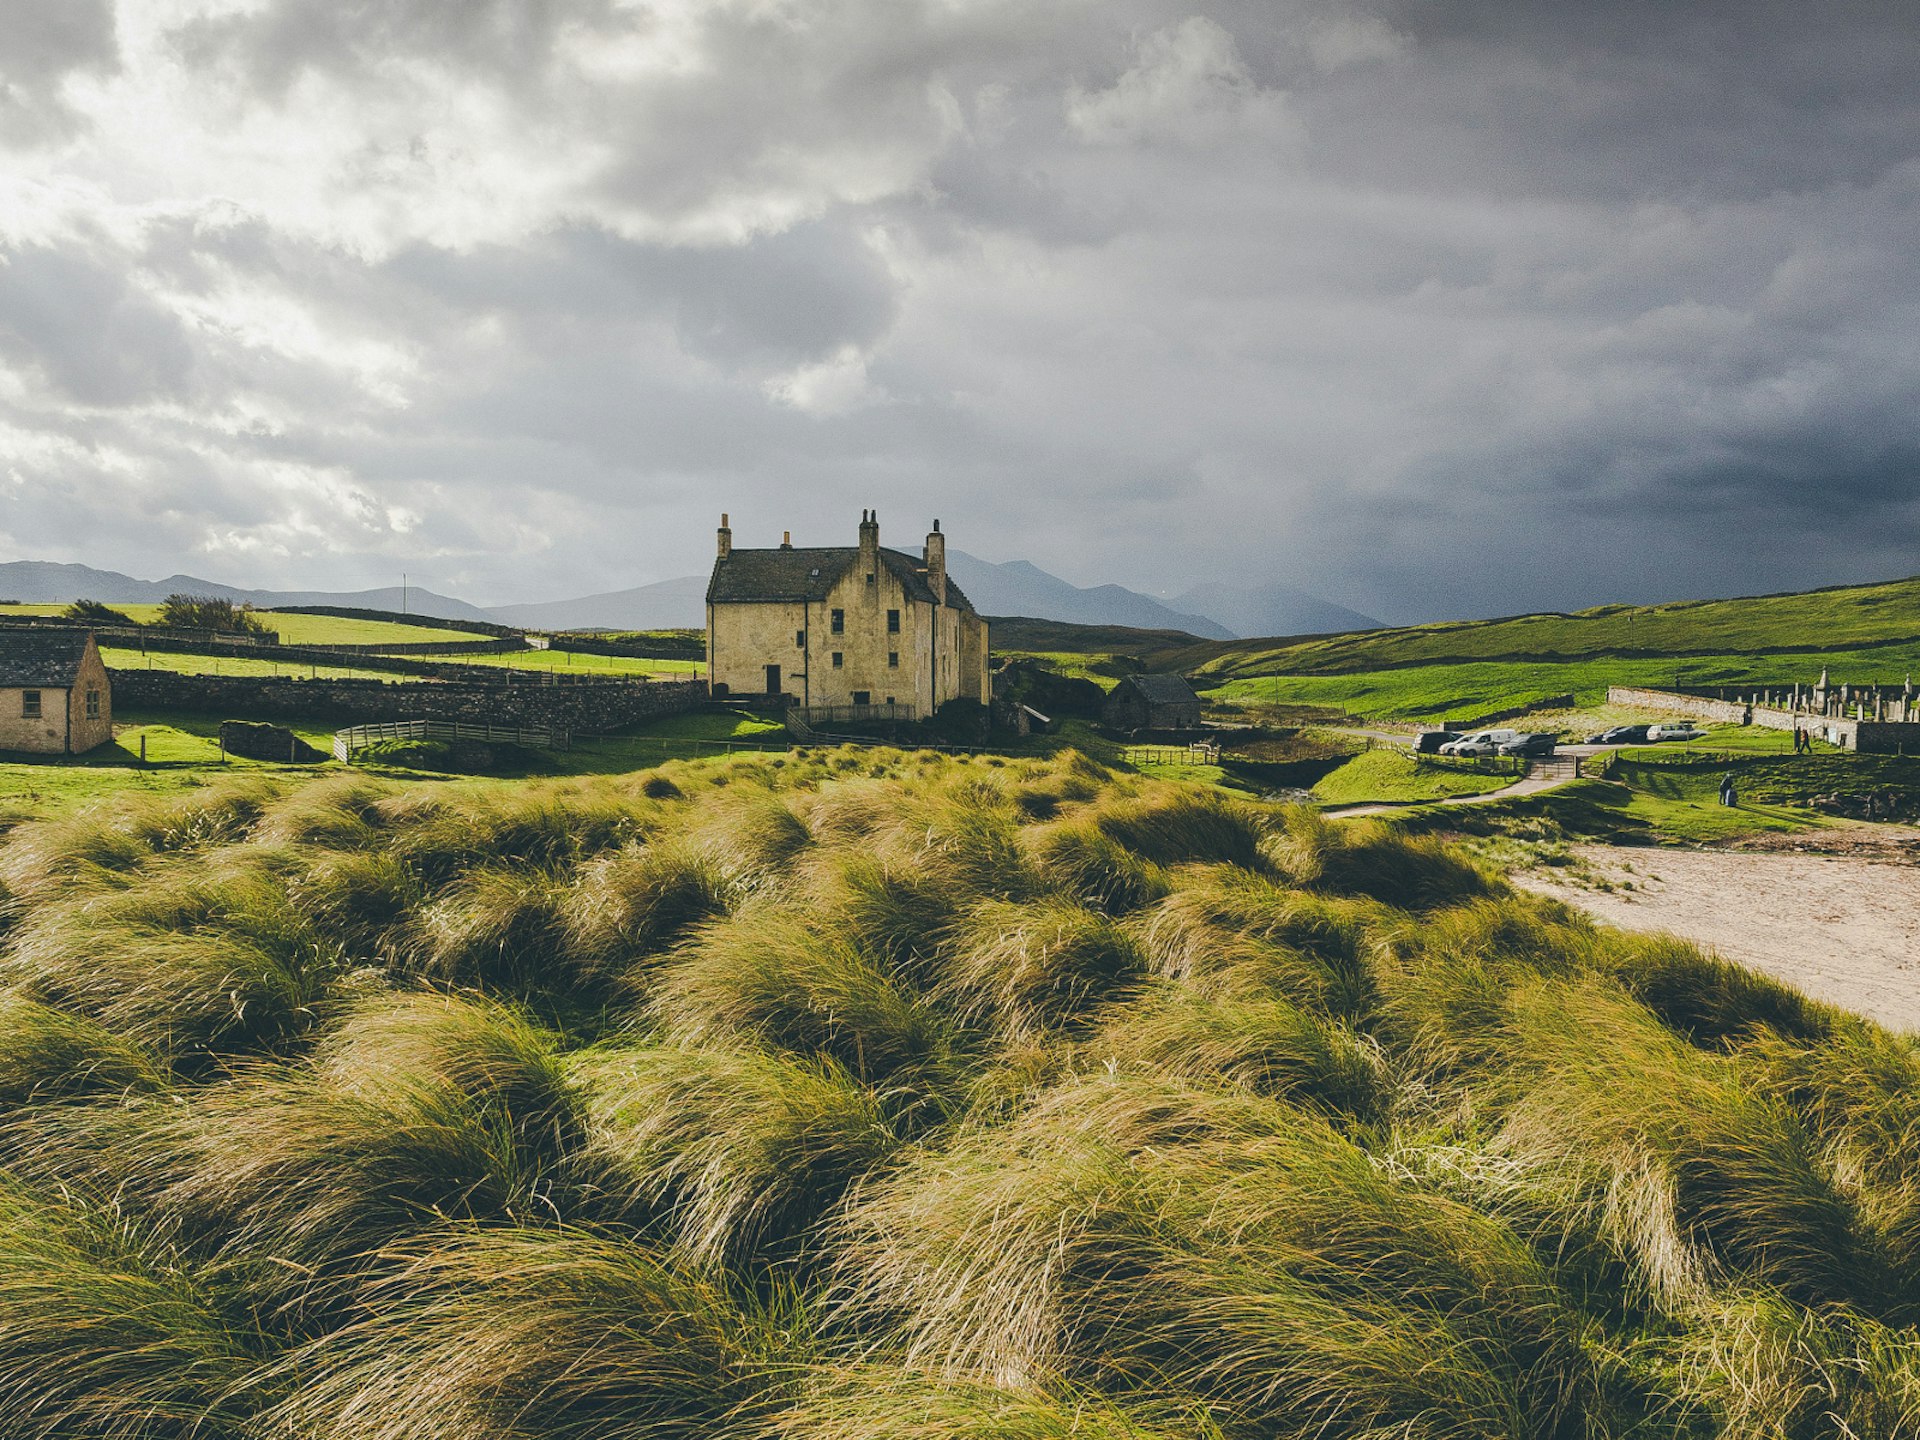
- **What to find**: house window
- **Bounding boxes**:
[866,572,876,585]
[830,608,844,634]
[887,609,900,633]
[831,652,843,668]
[888,652,899,668]
[84,687,100,719]
[21,690,40,719]
[853,691,871,706]
[795,630,805,647]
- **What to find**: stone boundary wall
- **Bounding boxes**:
[549,633,706,661]
[287,636,529,657]
[111,670,707,734]
[1606,686,1750,725]
[267,604,517,637]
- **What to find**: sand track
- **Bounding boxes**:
[1516,840,1920,1033]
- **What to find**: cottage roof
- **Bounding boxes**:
[708,545,977,612]
[0,629,96,688]
[1116,673,1200,706]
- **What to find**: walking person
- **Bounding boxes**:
[1718,772,1737,807]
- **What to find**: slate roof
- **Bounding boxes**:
[1115,673,1201,706]
[708,546,977,612]
[0,628,95,688]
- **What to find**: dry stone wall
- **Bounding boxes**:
[110,670,706,734]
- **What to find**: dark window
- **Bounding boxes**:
[885,695,895,705]
[888,652,899,668]
[852,691,870,706]
[830,608,844,634]
[887,608,900,632]
[84,687,100,719]
[866,572,876,585]
[831,652,843,668]
[795,630,805,647]
[21,690,41,719]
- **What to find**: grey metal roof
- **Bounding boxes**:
[1115,673,1200,705]
[0,629,94,687]
[707,545,977,612]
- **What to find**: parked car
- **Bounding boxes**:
[1440,728,1521,757]
[1496,732,1558,758]
[1415,730,1464,754]
[1646,723,1706,742]
[1597,724,1653,745]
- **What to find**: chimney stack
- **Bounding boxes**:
[717,513,732,559]
[781,530,793,550]
[924,517,946,605]
[858,508,879,573]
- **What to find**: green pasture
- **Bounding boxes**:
[1311,748,1514,806]
[259,613,480,646]
[1190,572,1920,678]
[430,650,706,677]
[1207,645,1920,724]
[101,648,391,681]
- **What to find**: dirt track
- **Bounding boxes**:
[1516,840,1920,1033]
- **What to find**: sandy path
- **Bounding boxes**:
[1516,844,1920,1033]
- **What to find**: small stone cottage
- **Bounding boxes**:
[1102,673,1203,732]
[0,629,113,754]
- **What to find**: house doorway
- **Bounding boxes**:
[765,664,782,695]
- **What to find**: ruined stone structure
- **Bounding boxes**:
[705,512,989,718]
[0,628,112,754]
[1102,673,1203,732]
[1608,672,1920,753]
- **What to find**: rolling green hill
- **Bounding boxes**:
[1172,573,1920,680]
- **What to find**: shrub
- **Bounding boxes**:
[159,593,267,633]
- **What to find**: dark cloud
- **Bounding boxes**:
[0,0,1915,617]
[0,0,118,143]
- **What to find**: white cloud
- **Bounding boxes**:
[1065,16,1295,147]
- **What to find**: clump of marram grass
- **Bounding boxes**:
[0,991,167,1103]
[1090,786,1266,869]
[1021,818,1169,914]
[937,898,1146,1042]
[1488,978,1907,1321]
[832,1072,1610,1435]
[386,786,652,882]
[650,907,968,1126]
[576,1042,896,1272]
[1138,865,1375,1019]
[0,1178,266,1438]
[1262,805,1496,909]
[563,840,732,984]
[399,864,574,992]
[1084,987,1386,1121]
[1605,931,1835,1047]
[0,862,343,1067]
[761,1366,1214,1440]
[262,1226,777,1440]
[288,848,424,958]
[251,774,393,849]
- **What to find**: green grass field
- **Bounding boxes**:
[1207,644,1920,724]
[259,613,482,646]
[1311,748,1515,805]
[426,649,706,677]
[100,647,392,680]
[0,753,1913,1435]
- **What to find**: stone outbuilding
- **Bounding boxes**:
[706,512,989,718]
[0,629,113,754]
[1102,673,1203,732]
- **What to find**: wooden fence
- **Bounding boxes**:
[1124,741,1221,767]
[333,718,571,763]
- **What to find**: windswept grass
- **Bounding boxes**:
[0,747,1909,1434]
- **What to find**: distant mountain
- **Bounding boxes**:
[944,552,1234,640]
[485,576,710,631]
[0,560,494,623]
[1168,581,1380,641]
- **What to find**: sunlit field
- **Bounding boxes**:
[0,746,1912,1437]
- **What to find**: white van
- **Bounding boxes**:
[1440,728,1520,757]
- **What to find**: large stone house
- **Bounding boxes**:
[706,512,989,716]
[0,629,113,754]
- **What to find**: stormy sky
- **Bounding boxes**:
[1,0,1916,621]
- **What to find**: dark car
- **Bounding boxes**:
[1496,732,1558,758]
[1598,724,1652,745]
[1415,731,1463,754]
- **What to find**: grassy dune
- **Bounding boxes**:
[0,751,1913,1436]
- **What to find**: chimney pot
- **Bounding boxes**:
[782,530,792,549]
